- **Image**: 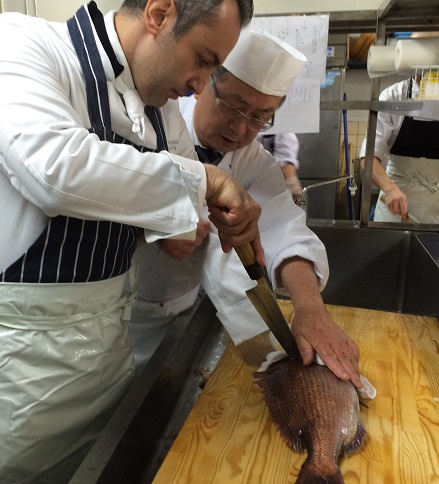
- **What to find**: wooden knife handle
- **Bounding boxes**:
[234,243,265,281]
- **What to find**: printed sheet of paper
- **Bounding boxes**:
[251,15,329,133]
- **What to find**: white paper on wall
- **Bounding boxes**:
[251,14,329,134]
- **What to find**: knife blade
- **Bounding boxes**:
[234,243,300,359]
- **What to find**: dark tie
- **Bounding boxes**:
[195,145,224,166]
[144,105,168,151]
[261,134,275,154]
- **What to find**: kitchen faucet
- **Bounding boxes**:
[300,174,356,219]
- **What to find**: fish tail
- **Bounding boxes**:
[296,458,344,484]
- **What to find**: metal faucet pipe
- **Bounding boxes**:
[300,174,354,219]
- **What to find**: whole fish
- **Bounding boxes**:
[255,352,366,484]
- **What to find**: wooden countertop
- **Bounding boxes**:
[152,303,439,483]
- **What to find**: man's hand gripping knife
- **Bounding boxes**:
[204,164,265,265]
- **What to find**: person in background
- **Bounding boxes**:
[0,0,259,481]
[131,29,362,391]
[360,77,439,223]
[256,132,303,203]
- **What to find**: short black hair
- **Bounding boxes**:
[120,0,254,38]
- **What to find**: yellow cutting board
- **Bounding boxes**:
[152,303,439,484]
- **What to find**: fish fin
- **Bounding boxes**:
[288,434,306,454]
[344,419,367,455]
[253,370,306,454]
[296,457,344,484]
[359,395,369,408]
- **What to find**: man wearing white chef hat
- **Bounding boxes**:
[131,28,365,391]
[221,28,305,95]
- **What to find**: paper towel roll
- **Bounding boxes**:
[367,45,398,78]
[394,38,439,71]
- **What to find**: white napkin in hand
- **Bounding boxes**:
[313,352,376,399]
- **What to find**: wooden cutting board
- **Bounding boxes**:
[152,303,439,484]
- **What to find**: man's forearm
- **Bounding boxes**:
[361,156,397,193]
[277,255,362,388]
[278,256,324,311]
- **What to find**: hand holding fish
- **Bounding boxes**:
[291,306,362,389]
[279,256,362,389]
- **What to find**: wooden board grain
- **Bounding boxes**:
[152,304,439,484]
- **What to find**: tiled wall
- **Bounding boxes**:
[341,120,368,164]
[341,69,403,167]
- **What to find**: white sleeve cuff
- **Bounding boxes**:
[215,298,268,345]
[170,153,207,217]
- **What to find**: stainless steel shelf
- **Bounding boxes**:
[320,100,371,111]
[370,100,439,120]
[320,99,439,121]
[328,1,439,34]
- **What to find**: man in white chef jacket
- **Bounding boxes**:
[256,132,303,202]
[131,29,362,389]
[360,78,439,223]
[0,0,263,482]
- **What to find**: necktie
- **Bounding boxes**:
[144,105,168,152]
[261,134,275,154]
[195,145,224,166]
[113,72,146,140]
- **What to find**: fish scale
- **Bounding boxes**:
[254,355,366,484]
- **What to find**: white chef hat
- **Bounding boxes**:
[222,28,307,97]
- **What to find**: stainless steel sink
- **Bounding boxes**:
[309,223,439,317]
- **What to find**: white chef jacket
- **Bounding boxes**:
[131,96,328,350]
[359,79,439,223]
[0,11,206,274]
[256,132,300,169]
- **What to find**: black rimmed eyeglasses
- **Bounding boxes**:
[210,76,274,132]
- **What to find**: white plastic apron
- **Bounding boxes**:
[0,274,137,483]
[374,154,439,223]
[129,241,204,370]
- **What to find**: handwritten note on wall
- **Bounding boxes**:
[251,15,329,133]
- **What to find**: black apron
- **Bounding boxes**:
[390,117,439,159]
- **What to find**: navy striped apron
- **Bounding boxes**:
[1,0,168,284]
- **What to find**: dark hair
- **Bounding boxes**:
[120,0,254,38]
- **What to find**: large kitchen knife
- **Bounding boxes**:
[234,243,300,359]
